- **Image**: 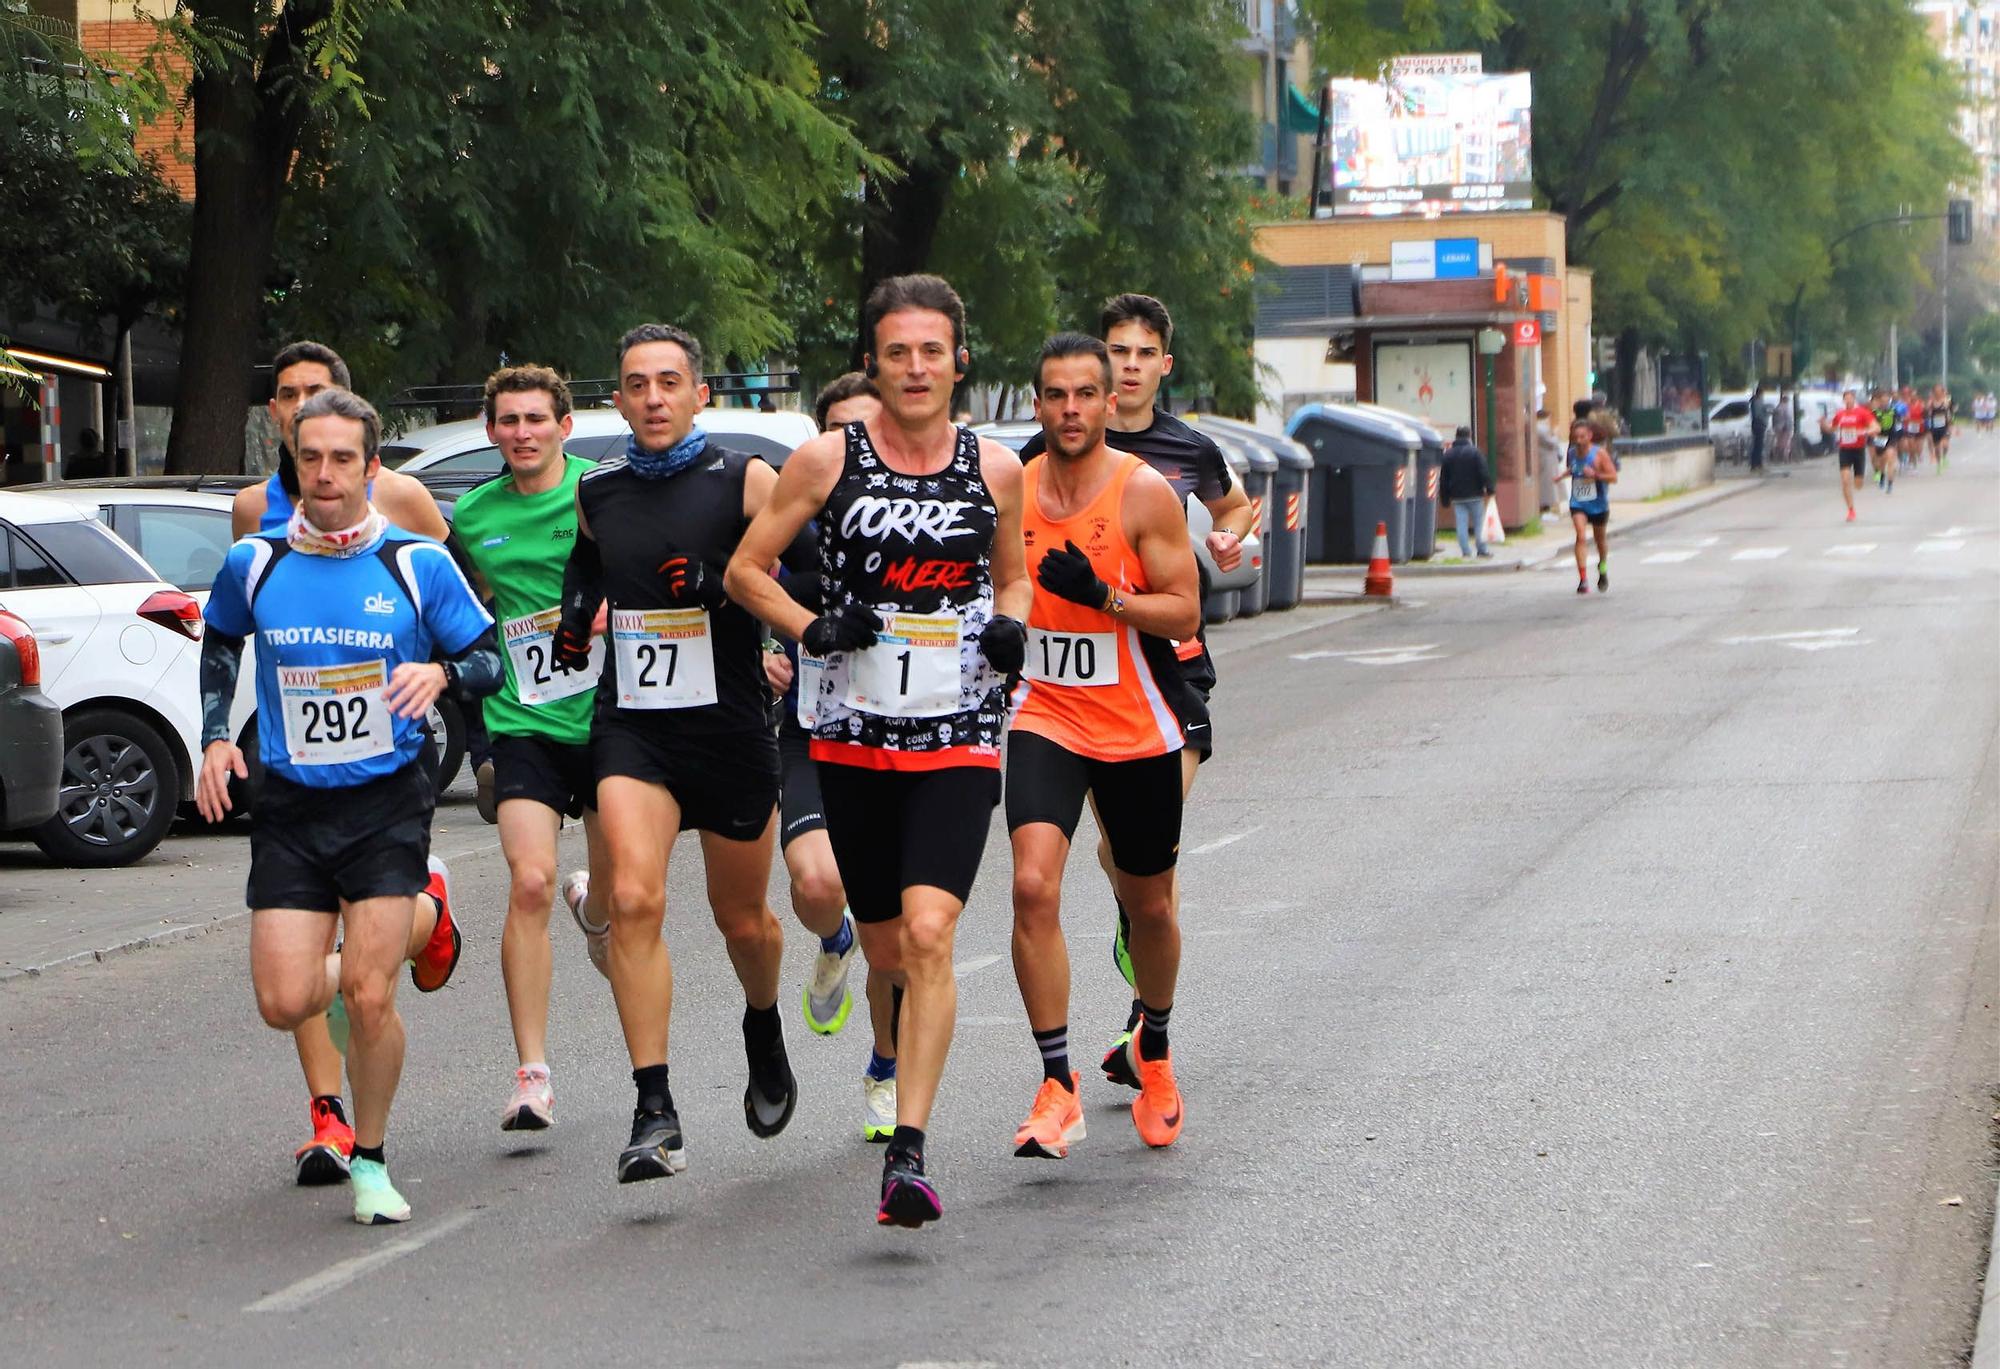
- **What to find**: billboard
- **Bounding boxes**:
[1325,68,1533,217]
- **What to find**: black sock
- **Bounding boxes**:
[743,1000,782,1053]
[1124,997,1144,1032]
[887,1125,925,1163]
[352,1143,385,1165]
[313,1093,348,1125]
[890,984,904,1048]
[1138,999,1172,1060]
[1033,1025,1071,1086]
[632,1063,673,1117]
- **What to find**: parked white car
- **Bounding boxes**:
[1708,390,1834,455]
[0,491,211,866]
[382,406,819,475]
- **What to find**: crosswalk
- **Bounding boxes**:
[1611,530,1989,567]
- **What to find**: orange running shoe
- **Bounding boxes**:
[1132,1050,1184,1148]
[1012,1071,1085,1159]
[294,1096,355,1186]
[410,855,461,992]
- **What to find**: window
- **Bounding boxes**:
[15,519,152,586]
[379,444,424,469]
[2,525,66,589]
[423,448,506,474]
[127,505,235,591]
[1712,401,1749,422]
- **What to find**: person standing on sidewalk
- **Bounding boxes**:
[1440,425,1495,559]
[1748,383,1768,472]
[1567,418,1617,594]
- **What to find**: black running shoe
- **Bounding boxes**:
[744,1032,797,1139]
[616,1108,687,1183]
[1597,568,1608,592]
[877,1149,942,1229]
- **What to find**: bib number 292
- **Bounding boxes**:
[300,696,372,745]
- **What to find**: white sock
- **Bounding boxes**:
[520,1061,549,1078]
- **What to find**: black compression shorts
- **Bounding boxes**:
[593,717,778,841]
[1176,648,1215,761]
[247,761,434,913]
[1839,447,1867,477]
[777,716,825,847]
[491,731,596,819]
[818,763,1000,923]
[1004,731,1183,878]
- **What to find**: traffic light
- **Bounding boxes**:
[1949,198,1973,245]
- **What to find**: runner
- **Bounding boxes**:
[758,371,902,1141]
[229,341,459,1188]
[449,365,611,1130]
[1006,334,1202,1161]
[1900,387,1925,473]
[1567,419,1617,594]
[1927,382,1953,470]
[551,324,796,1184]
[1016,294,1249,1069]
[727,273,1031,1228]
[1870,389,1898,493]
[1830,389,1874,523]
[197,389,499,1224]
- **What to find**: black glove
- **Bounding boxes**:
[554,536,603,672]
[977,614,1026,675]
[1036,539,1110,610]
[801,601,880,656]
[656,553,727,610]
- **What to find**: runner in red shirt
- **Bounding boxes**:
[1830,390,1875,523]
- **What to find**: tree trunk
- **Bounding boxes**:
[852,156,957,365]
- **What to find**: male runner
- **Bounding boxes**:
[551,324,796,1184]
[727,273,1031,1228]
[1006,334,1201,1160]
[1900,387,1925,473]
[1870,389,1898,492]
[450,366,610,1130]
[1568,419,1617,593]
[1927,382,1952,470]
[1830,389,1874,523]
[230,340,459,1187]
[1017,293,1252,1075]
[759,371,901,1141]
[197,389,499,1224]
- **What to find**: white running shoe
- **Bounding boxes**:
[563,870,608,979]
[802,910,857,1035]
[501,1067,554,1131]
[862,1071,897,1143]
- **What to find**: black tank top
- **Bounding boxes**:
[811,422,1007,769]
[577,446,769,735]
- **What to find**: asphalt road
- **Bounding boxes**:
[1,441,1994,1367]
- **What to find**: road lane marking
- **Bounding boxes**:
[1720,628,1861,647]
[1824,544,1877,556]
[1185,827,1263,857]
[1915,539,1965,555]
[1642,550,1699,564]
[1931,526,1973,537]
[1292,643,1444,665]
[245,1209,480,1314]
[1730,547,1789,561]
[952,954,1001,978]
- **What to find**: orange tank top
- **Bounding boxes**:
[1011,454,1185,762]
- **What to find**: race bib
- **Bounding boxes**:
[612,608,716,710]
[1024,628,1119,687]
[1571,477,1599,503]
[279,659,393,766]
[503,607,603,706]
[796,649,825,729]
[844,612,960,718]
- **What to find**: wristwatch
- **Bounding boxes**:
[439,659,460,695]
[1104,590,1126,615]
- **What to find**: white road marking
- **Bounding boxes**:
[1824,544,1877,556]
[1915,539,1965,554]
[1720,628,1861,647]
[245,1210,480,1314]
[952,954,1001,978]
[1730,547,1789,561]
[1931,526,1973,537]
[1185,827,1263,857]
[1292,644,1439,661]
[1642,550,1699,564]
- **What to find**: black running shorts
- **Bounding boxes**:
[247,761,434,913]
[1005,731,1183,877]
[491,731,596,819]
[777,715,826,847]
[817,763,1001,923]
[593,717,778,841]
[1176,648,1215,761]
[1839,446,1866,477]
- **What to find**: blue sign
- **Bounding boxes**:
[1434,238,1480,279]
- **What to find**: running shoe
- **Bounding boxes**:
[1112,899,1135,989]
[862,1071,897,1143]
[803,911,857,1035]
[1576,579,1588,595]
[744,1029,798,1138]
[1101,1030,1141,1091]
[501,1066,554,1132]
[474,759,497,825]
[617,1107,687,1183]
[294,1097,354,1186]
[1597,564,1608,593]
[1132,1049,1185,1148]
[1845,508,1857,522]
[563,870,609,979]
[877,1149,942,1229]
[1013,1071,1086,1159]
[409,856,461,992]
[350,1158,411,1225]
[325,990,349,1057]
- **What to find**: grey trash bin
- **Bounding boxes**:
[1235,440,1277,617]
[1408,426,1444,561]
[1287,404,1420,562]
[1195,416,1310,610]
[1201,432,1250,624]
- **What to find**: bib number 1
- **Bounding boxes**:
[844,612,960,718]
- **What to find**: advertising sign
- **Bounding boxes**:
[1373,341,1474,435]
[1325,68,1534,217]
[1388,237,1482,282]
[1512,318,1541,347]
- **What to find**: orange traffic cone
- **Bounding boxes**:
[1362,521,1394,597]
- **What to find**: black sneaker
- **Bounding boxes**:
[877,1148,942,1229]
[616,1108,687,1183]
[1597,567,1608,592]
[744,1031,797,1139]
[1576,579,1589,595]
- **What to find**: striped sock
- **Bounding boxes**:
[1138,1000,1171,1060]
[1033,1025,1070,1085]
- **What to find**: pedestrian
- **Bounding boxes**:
[1536,407,1562,516]
[63,428,107,480]
[1771,388,1793,464]
[1439,424,1495,558]
[1748,382,1768,471]
[1567,418,1617,594]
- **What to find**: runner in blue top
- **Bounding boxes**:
[197,389,501,1228]
[1567,417,1618,595]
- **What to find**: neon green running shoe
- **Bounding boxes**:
[802,911,857,1035]
[326,992,349,1057]
[349,1158,410,1225]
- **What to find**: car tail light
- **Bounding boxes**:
[0,611,40,687]
[138,589,205,642]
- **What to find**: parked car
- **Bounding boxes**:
[382,406,819,475]
[0,606,63,832]
[29,481,470,798]
[0,491,205,866]
[1707,391,1834,457]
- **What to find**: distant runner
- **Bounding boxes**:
[1830,389,1874,523]
[1567,419,1617,594]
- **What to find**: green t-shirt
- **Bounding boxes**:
[451,452,598,745]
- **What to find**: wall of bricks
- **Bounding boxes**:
[81,17,193,198]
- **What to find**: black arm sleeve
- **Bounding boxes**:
[199,630,246,747]
[443,628,504,702]
[556,529,605,650]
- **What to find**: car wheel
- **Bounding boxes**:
[429,697,467,794]
[31,708,181,868]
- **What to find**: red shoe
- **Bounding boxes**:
[1013,1071,1086,1159]
[410,856,461,992]
[294,1096,354,1186]
[1845,508,1857,522]
[1132,1049,1184,1148]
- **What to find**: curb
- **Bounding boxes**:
[1974,1172,2000,1369]
[0,912,246,985]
